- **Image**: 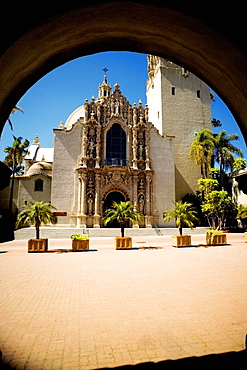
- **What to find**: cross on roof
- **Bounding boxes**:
[102,67,108,73]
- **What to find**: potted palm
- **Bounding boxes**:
[103,201,142,249]
[206,230,227,246]
[16,201,57,252]
[163,201,199,247]
[71,233,89,251]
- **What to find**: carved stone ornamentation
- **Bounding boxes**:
[74,76,154,227]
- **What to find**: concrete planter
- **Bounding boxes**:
[115,236,132,249]
[72,239,89,251]
[171,235,191,247]
[206,233,227,246]
[28,238,48,252]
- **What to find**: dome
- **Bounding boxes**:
[26,161,52,177]
[65,105,85,129]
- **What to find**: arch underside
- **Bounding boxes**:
[0,2,247,144]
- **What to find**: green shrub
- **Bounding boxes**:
[206,230,224,235]
[71,233,89,240]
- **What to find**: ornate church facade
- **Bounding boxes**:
[0,56,212,228]
[51,75,175,228]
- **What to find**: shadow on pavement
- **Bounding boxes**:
[98,349,247,369]
[0,348,246,369]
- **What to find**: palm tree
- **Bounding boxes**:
[7,105,24,130]
[16,201,57,239]
[103,201,143,237]
[3,136,29,212]
[163,201,199,236]
[189,129,214,178]
[213,130,243,173]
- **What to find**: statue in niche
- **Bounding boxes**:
[87,138,95,158]
[88,176,94,187]
[89,127,95,137]
[115,100,119,115]
[139,141,144,160]
[87,193,94,215]
[139,194,145,214]
[139,178,145,189]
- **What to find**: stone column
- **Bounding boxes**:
[93,174,101,228]
[132,127,138,170]
[132,174,139,228]
[80,124,88,168]
[145,145,151,170]
[76,173,87,228]
[145,175,153,228]
[95,124,101,168]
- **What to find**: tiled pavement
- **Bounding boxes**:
[0,234,246,369]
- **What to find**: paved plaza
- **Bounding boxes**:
[0,233,246,369]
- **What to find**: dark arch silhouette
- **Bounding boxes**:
[0,2,247,143]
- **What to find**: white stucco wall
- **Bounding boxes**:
[147,61,212,200]
[51,124,82,225]
[149,127,175,227]
[17,175,52,207]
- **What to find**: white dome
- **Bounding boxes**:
[65,105,85,129]
[26,161,52,177]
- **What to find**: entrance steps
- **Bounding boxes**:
[14,226,208,240]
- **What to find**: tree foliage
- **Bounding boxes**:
[213,130,243,173]
[190,128,244,192]
[237,204,247,228]
[201,189,237,230]
[233,158,247,172]
[189,129,215,178]
[163,201,199,235]
[3,136,29,212]
[16,201,57,239]
[198,178,219,195]
[103,201,142,237]
[3,136,29,175]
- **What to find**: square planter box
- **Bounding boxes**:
[171,235,191,247]
[72,239,89,251]
[115,237,132,249]
[206,234,227,246]
[28,238,48,252]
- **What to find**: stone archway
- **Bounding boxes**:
[0,2,247,143]
[103,191,126,228]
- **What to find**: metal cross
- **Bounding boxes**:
[102,67,109,73]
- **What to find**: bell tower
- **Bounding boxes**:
[98,74,111,101]
[146,55,212,200]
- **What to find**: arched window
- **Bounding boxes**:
[35,179,43,191]
[106,123,127,166]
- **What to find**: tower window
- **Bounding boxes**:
[157,111,159,119]
[182,68,189,77]
[197,90,201,98]
[35,179,43,191]
[171,87,175,95]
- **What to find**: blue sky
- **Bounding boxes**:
[0,51,246,160]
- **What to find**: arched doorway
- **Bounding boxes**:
[103,191,126,228]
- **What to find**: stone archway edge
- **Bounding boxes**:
[0,2,247,142]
